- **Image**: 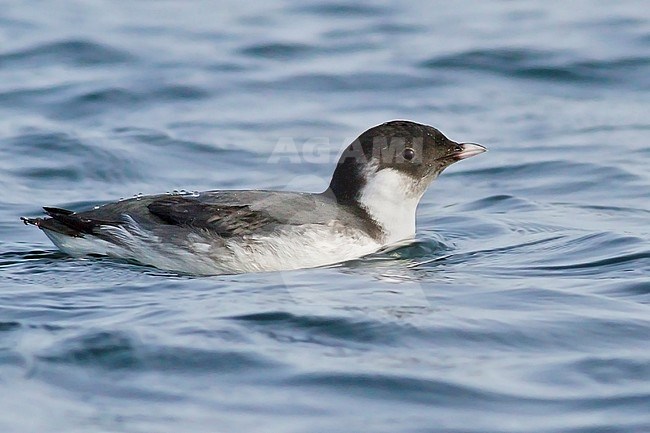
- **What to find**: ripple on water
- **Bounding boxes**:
[2,132,143,184]
[285,372,499,406]
[239,42,316,60]
[0,81,209,118]
[37,330,278,373]
[420,47,650,87]
[530,249,650,275]
[53,84,209,119]
[456,194,540,213]
[454,226,650,280]
[388,236,453,259]
[230,307,650,357]
[515,231,649,275]
[230,311,410,347]
[456,160,641,183]
[454,160,642,201]
[0,321,21,332]
[537,355,650,388]
[0,39,134,67]
[0,250,69,271]
[293,3,388,17]
[251,71,442,92]
[283,368,650,426]
[596,280,650,303]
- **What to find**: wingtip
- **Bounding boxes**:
[21,216,40,226]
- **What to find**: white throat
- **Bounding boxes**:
[357,168,422,245]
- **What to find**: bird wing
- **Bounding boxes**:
[147,195,283,237]
[23,191,358,240]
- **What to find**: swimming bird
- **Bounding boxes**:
[22,120,486,275]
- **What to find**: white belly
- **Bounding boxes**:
[43,221,382,275]
[219,225,382,274]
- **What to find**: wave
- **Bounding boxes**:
[248,71,441,92]
[2,131,143,184]
[37,330,277,373]
[420,47,650,86]
[230,311,409,346]
[0,39,133,67]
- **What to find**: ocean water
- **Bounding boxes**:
[1,0,649,432]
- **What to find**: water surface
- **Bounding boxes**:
[1,1,649,432]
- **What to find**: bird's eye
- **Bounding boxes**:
[403,148,415,161]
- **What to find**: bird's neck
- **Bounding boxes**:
[328,159,366,205]
[356,168,420,245]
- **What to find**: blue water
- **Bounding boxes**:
[1,1,649,432]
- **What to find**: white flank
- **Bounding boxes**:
[42,217,382,275]
[220,223,382,274]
